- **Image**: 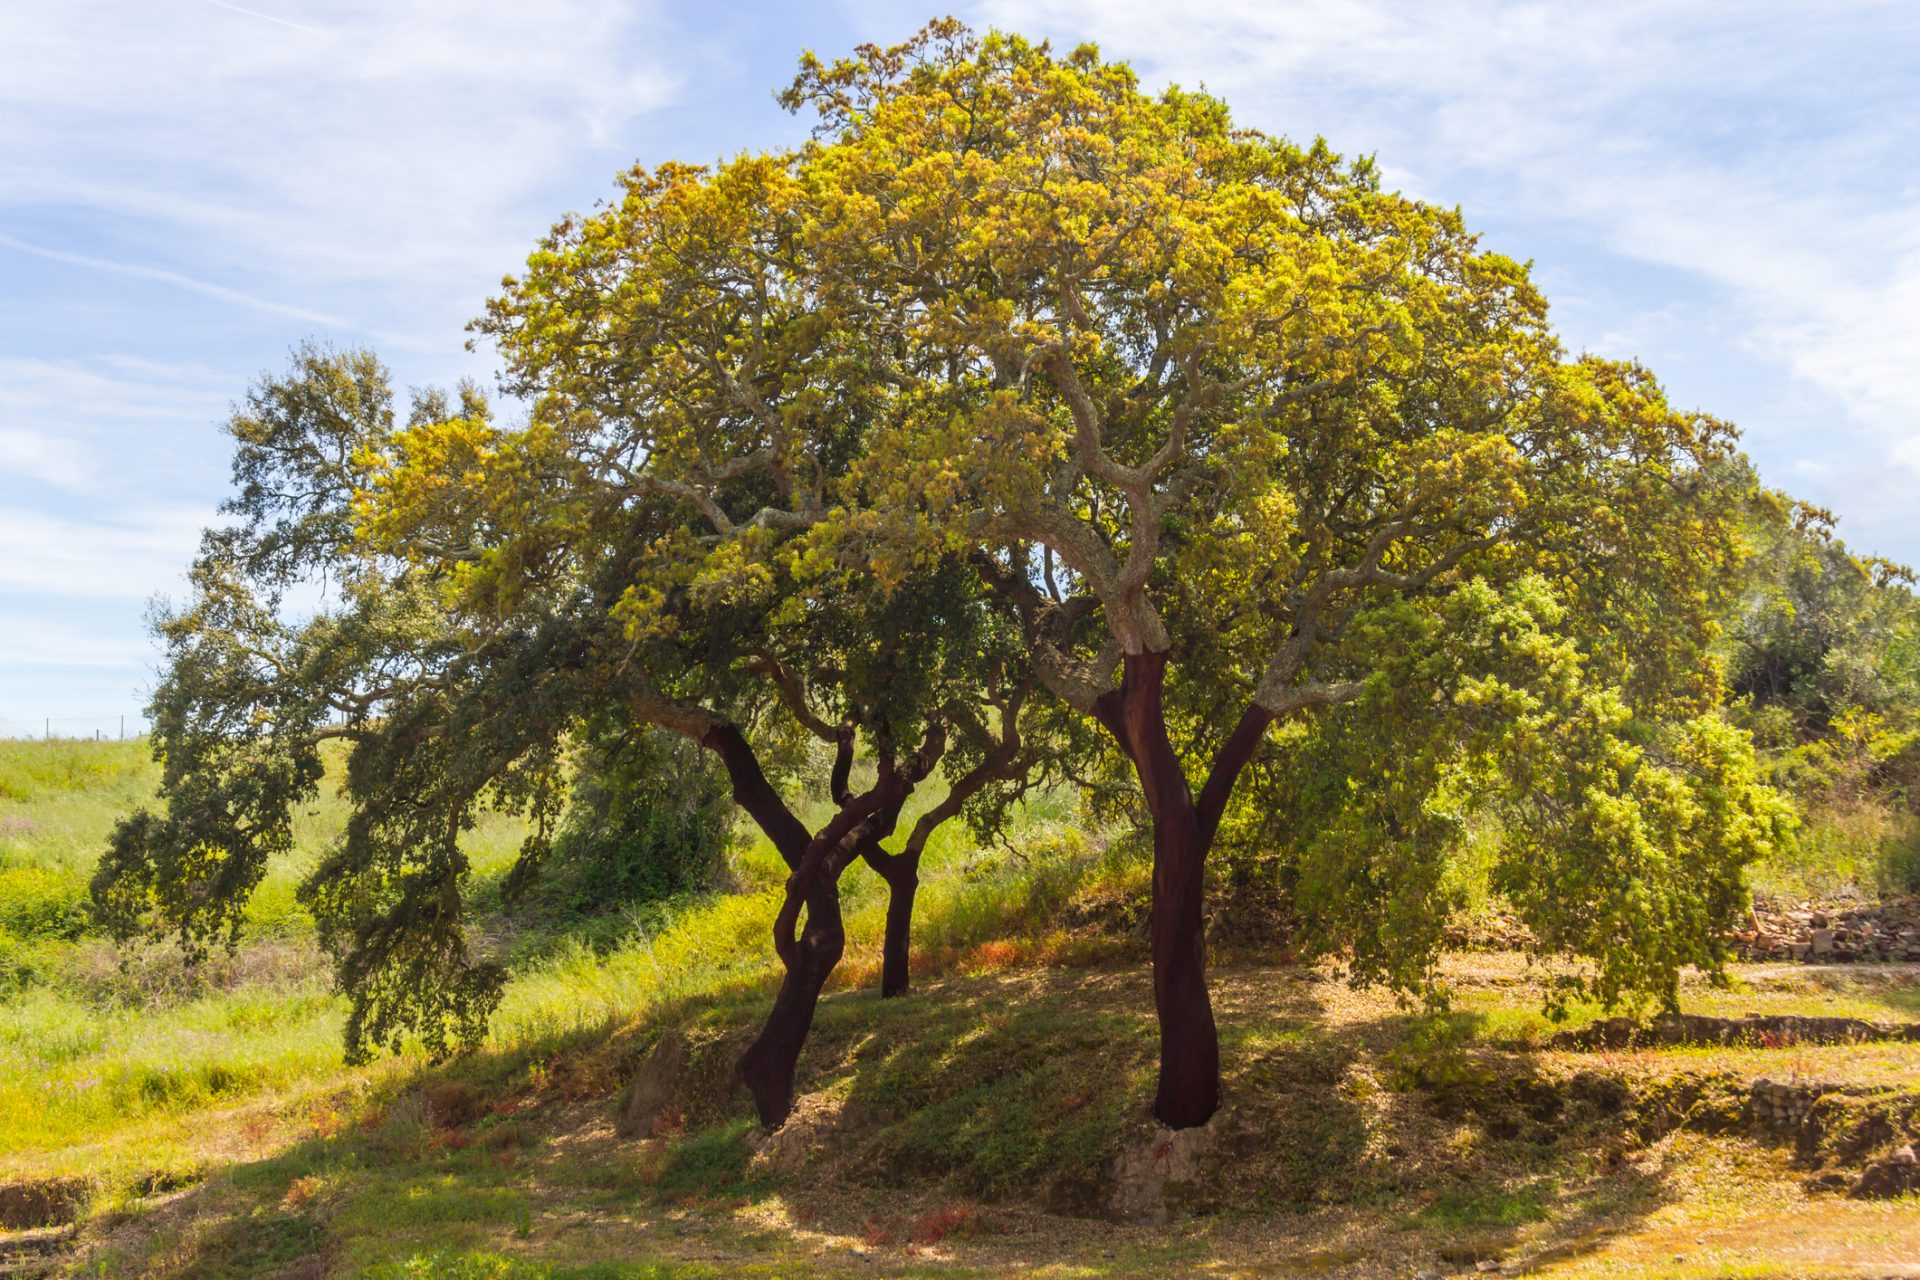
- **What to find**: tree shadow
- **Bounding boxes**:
[64,964,1693,1278]
[648,964,1684,1274]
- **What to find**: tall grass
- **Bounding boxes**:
[492,804,1103,1047]
[0,740,534,1163]
[0,739,157,878]
[1750,801,1920,900]
[0,736,1111,1170]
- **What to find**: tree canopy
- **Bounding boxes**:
[748,22,1783,1124]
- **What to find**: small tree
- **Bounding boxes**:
[97,346,1048,1127]
[363,405,1045,1123]
[1719,479,1920,888]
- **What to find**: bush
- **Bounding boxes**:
[0,864,88,939]
[537,728,732,917]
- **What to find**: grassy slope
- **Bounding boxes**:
[58,959,1920,1280]
[0,741,536,1166]
[0,741,1112,1177]
[3,739,1920,1279]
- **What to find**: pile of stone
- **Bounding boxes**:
[1442,908,1535,952]
[1732,893,1920,963]
[1749,1078,1827,1132]
[1740,1081,1920,1201]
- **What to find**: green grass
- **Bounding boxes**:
[0,739,157,873]
[8,738,1920,1278]
[44,956,1920,1278]
[0,738,1107,1177]
[366,1258,724,1280]
[0,739,539,1167]
[1415,1177,1557,1228]
[1749,801,1920,900]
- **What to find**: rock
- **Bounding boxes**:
[1106,1113,1222,1220]
[617,1029,689,1140]
[1440,1243,1504,1266]
[1890,1144,1917,1166]
[1811,928,1836,957]
[1851,1155,1920,1199]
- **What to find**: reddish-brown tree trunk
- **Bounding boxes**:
[1093,652,1273,1131]
[704,723,858,1128]
[872,849,919,998]
[721,729,917,1128]
[1144,801,1219,1129]
[738,873,846,1126]
[705,721,956,1125]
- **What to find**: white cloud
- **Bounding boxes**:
[0,428,93,491]
[0,1,714,724]
[0,356,233,427]
[0,622,158,671]
[0,232,354,332]
[977,0,1920,542]
[0,505,210,600]
[0,356,235,494]
[0,0,702,320]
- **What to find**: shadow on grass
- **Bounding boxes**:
[71,966,1682,1279]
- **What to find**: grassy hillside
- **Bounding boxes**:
[3,739,1919,1278]
[0,739,1120,1177]
[30,959,1920,1280]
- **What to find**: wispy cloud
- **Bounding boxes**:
[192,0,324,35]
[0,506,210,600]
[0,429,93,492]
[0,622,160,671]
[0,1,712,723]
[979,0,1920,548]
[0,1,700,318]
[0,356,235,495]
[0,232,351,329]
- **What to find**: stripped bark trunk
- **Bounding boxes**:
[1092,651,1273,1131]
[738,848,852,1125]
[702,723,870,1127]
[716,724,930,1128]
[856,696,1027,1001]
[869,847,919,998]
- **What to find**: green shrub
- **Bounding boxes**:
[0,864,88,939]
[0,927,48,994]
[534,729,731,917]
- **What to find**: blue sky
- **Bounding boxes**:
[3,1,1917,735]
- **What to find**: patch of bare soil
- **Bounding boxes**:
[0,1179,87,1232]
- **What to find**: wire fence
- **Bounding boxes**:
[1,715,148,742]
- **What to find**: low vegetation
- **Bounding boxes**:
[4,738,1920,1276]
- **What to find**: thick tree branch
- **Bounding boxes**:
[745,655,841,742]
[694,720,811,868]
